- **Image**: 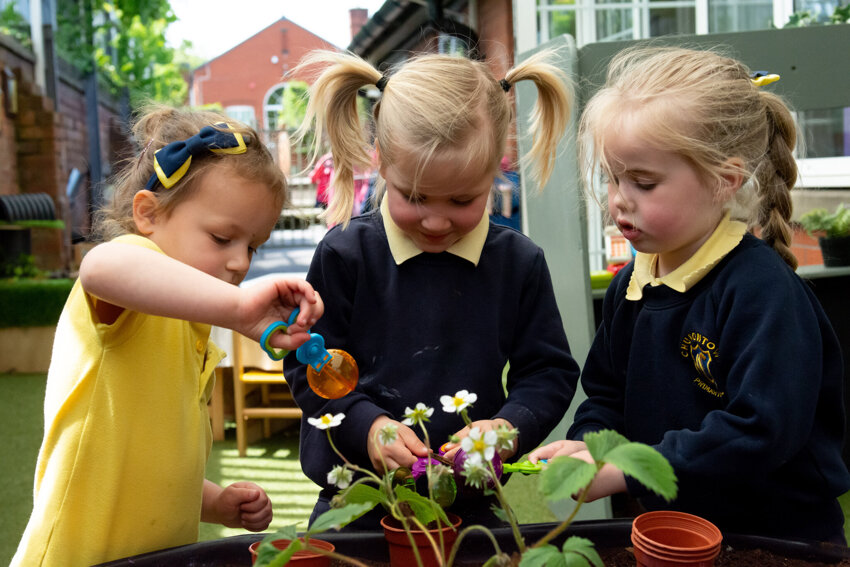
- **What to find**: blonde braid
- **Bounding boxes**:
[756,92,798,269]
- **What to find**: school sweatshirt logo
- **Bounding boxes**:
[680,331,725,399]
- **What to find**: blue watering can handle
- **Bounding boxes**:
[259,308,301,361]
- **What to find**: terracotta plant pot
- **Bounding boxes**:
[631,511,722,567]
[248,537,335,566]
[381,513,462,567]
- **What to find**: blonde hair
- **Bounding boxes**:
[94,104,286,242]
[293,49,573,228]
[580,46,799,268]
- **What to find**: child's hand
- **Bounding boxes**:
[442,418,516,462]
[235,277,324,348]
[209,481,273,532]
[367,416,429,473]
[528,439,588,463]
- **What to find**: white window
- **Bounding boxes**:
[224,105,256,129]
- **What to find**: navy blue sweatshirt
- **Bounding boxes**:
[569,234,850,542]
[286,211,580,527]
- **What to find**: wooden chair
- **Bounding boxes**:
[231,331,302,457]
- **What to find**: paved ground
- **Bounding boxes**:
[246,225,326,282]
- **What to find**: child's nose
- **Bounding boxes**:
[609,187,631,213]
[227,249,251,274]
[420,208,451,231]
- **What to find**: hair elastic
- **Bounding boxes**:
[375,75,389,92]
[499,78,512,93]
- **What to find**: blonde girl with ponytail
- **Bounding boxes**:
[286,49,581,531]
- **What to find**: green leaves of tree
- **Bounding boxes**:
[57,0,186,107]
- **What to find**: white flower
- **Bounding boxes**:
[461,458,490,489]
[327,465,353,489]
[308,413,345,430]
[460,427,497,462]
[377,423,399,445]
[402,402,434,426]
[440,390,478,414]
[495,423,519,452]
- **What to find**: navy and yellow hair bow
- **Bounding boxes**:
[750,70,780,87]
[145,123,248,190]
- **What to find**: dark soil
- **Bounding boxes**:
[328,546,850,566]
[599,545,850,567]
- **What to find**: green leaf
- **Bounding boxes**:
[341,483,389,508]
[262,525,298,542]
[254,538,301,567]
[539,456,597,502]
[307,502,375,535]
[520,545,566,567]
[583,430,629,462]
[603,443,677,501]
[394,484,446,527]
[562,536,604,567]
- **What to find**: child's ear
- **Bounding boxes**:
[719,157,746,201]
[132,190,160,235]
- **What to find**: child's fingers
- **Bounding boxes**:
[240,510,272,532]
[239,493,270,513]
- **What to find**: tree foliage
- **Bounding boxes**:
[56,0,187,107]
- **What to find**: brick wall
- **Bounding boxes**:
[190,18,335,132]
[792,227,824,267]
[1,34,133,272]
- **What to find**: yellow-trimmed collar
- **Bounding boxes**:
[626,212,747,301]
[380,196,489,266]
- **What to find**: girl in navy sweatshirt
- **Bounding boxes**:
[286,49,581,529]
[530,46,850,544]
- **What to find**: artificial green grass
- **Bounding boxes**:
[199,427,320,541]
[0,373,45,566]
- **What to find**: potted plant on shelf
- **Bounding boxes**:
[252,390,679,567]
[798,203,850,267]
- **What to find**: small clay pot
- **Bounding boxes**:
[248,538,335,566]
[381,513,462,567]
[631,510,722,567]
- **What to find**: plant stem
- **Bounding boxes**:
[446,525,504,567]
[529,485,590,549]
[487,460,525,554]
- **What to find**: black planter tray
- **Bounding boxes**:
[96,518,850,566]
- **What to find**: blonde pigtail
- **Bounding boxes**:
[504,49,573,190]
[292,51,382,228]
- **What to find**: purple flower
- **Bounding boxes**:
[411,457,445,480]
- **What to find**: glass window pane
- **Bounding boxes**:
[596,6,633,42]
[794,0,840,23]
[267,87,284,106]
[649,6,695,36]
[798,107,850,159]
[542,0,577,41]
[708,0,773,32]
[225,106,256,129]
